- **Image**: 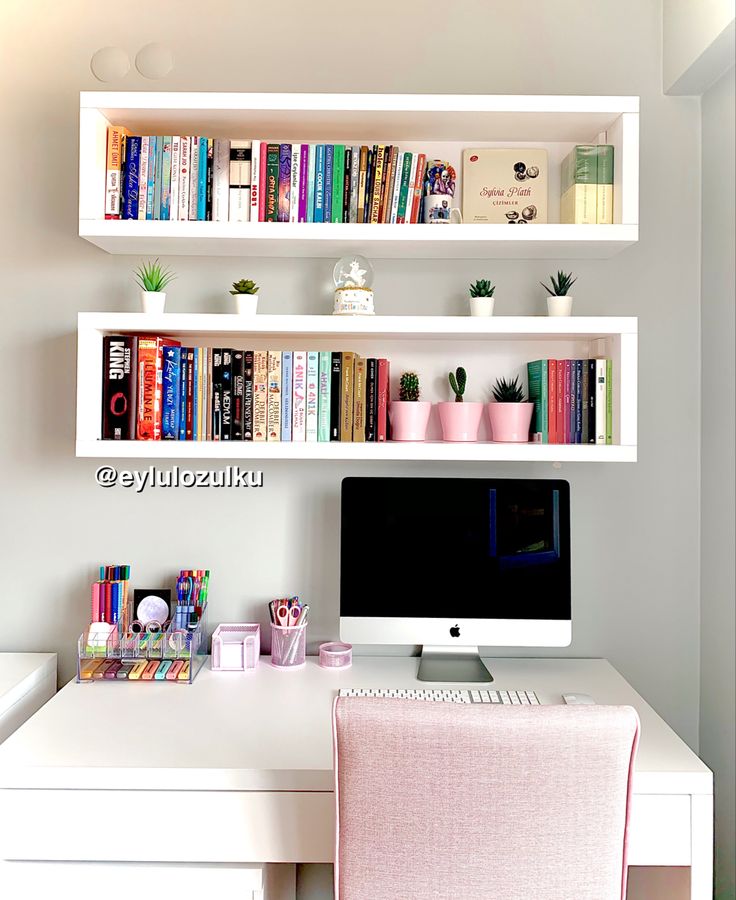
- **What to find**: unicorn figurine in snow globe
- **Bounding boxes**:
[332,255,375,316]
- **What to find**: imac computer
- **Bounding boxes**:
[340,477,571,683]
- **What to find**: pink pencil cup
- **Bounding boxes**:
[270,623,307,669]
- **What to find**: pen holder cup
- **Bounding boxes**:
[270,623,307,669]
[319,642,352,669]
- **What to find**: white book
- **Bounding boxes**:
[305,351,319,441]
[169,136,180,222]
[250,140,261,222]
[292,351,307,441]
[290,143,300,223]
[389,151,404,224]
[213,139,230,222]
[229,140,251,223]
[178,137,191,221]
[188,136,200,221]
[595,359,607,445]
[404,153,418,223]
[349,145,359,223]
[137,137,150,220]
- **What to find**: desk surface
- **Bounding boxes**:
[0,657,711,795]
[0,653,56,719]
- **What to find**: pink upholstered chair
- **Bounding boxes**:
[333,699,639,900]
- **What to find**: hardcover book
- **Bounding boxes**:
[267,351,282,441]
[462,148,548,224]
[357,146,368,223]
[298,143,309,222]
[197,136,207,220]
[318,351,331,441]
[306,351,319,441]
[253,350,269,442]
[136,337,180,441]
[527,360,548,443]
[152,135,163,220]
[340,352,355,441]
[102,335,137,440]
[352,356,366,442]
[258,142,267,223]
[205,139,214,221]
[281,351,293,442]
[349,145,360,223]
[292,351,306,441]
[606,358,613,444]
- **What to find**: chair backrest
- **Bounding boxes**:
[333,698,639,900]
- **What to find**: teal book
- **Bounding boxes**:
[396,152,413,222]
[527,360,548,443]
[332,145,345,222]
[318,351,331,441]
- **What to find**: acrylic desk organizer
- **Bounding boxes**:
[76,609,208,684]
[211,624,260,671]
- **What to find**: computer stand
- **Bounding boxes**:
[417,646,494,683]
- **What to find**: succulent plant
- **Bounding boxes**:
[135,258,176,292]
[492,376,527,403]
[469,279,495,298]
[230,278,259,295]
[448,366,467,403]
[399,371,420,402]
[540,270,577,297]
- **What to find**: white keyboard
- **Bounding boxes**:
[338,688,539,705]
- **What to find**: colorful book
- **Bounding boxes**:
[267,351,282,441]
[332,144,345,223]
[376,359,389,441]
[231,350,244,441]
[298,143,309,222]
[213,139,230,222]
[196,136,207,220]
[314,144,326,223]
[556,359,565,444]
[258,143,267,222]
[178,137,191,221]
[396,152,413,223]
[409,153,426,223]
[352,356,366,442]
[357,146,368,223]
[178,349,188,440]
[205,138,214,221]
[291,351,306,441]
[104,126,128,219]
[342,146,352,223]
[278,144,291,222]
[136,337,180,440]
[586,359,596,444]
[250,140,261,223]
[527,360,548,443]
[145,135,157,219]
[138,137,150,221]
[266,143,280,222]
[548,359,558,444]
[365,357,377,441]
[306,145,317,223]
[243,350,254,440]
[370,145,386,224]
[340,352,355,441]
[191,347,199,440]
[169,136,180,221]
[152,136,163,219]
[101,335,137,440]
[289,143,300,224]
[281,352,293,442]
[581,362,590,445]
[121,135,141,220]
[253,351,269,442]
[323,145,334,223]
[188,136,200,221]
[212,348,223,440]
[349,146,360,223]
[229,140,252,222]
[220,348,232,440]
[306,351,319,441]
[574,360,583,444]
[318,351,331,441]
[330,352,342,441]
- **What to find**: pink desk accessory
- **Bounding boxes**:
[211,624,261,671]
[319,642,352,669]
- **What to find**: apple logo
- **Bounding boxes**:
[449,624,460,638]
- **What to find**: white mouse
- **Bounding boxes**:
[562,692,596,705]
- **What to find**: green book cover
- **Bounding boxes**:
[527,360,548,443]
[595,145,614,184]
[606,358,613,444]
[332,145,345,222]
[560,145,598,193]
[265,143,280,222]
[317,351,331,441]
[396,152,413,222]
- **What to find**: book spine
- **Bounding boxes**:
[258,142,267,222]
[243,350,254,440]
[587,359,596,443]
[160,137,172,219]
[161,346,181,439]
[188,136,200,220]
[403,152,418,224]
[298,143,309,222]
[153,136,164,219]
[101,335,136,440]
[178,349,188,440]
[357,146,368,223]
[574,360,583,443]
[331,145,344,223]
[266,143,280,222]
[389,150,404,224]
[145,135,156,219]
[314,144,325,223]
[323,145,334,222]
[267,351,282,441]
[318,351,331,441]
[136,338,161,440]
[409,153,426,223]
[121,136,140,220]
[191,347,199,440]
[581,361,590,445]
[364,146,375,220]
[566,360,574,444]
[370,146,386,224]
[595,359,607,444]
[253,350,268,442]
[281,351,293,441]
[212,348,222,440]
[352,356,366,442]
[196,136,207,220]
[341,146,352,224]
[291,351,306,441]
[185,348,194,439]
[169,136,180,221]
[526,360,548,444]
[376,359,389,441]
[289,143,300,224]
[306,144,316,223]
[250,139,261,223]
[278,143,291,222]
[229,140,251,223]
[206,348,214,440]
[365,358,377,441]
[306,351,319,441]
[329,352,342,441]
[231,350,244,441]
[396,151,413,223]
[178,137,191,221]
[556,359,565,444]
[547,359,557,444]
[349,145,360,223]
[596,145,614,224]
[200,346,208,439]
[220,348,233,440]
[137,137,150,221]
[340,352,355,441]
[378,146,392,223]
[205,138,214,221]
[213,139,230,222]
[104,126,128,218]
[385,146,399,223]
[606,358,613,444]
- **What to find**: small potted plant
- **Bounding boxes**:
[541,270,577,317]
[437,367,484,442]
[135,259,175,313]
[468,279,495,317]
[230,278,260,315]
[388,372,431,441]
[487,376,534,442]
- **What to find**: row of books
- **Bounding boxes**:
[105,127,429,225]
[101,336,390,442]
[527,358,613,445]
[559,145,614,225]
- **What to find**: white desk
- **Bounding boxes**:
[0,657,712,899]
[0,653,56,745]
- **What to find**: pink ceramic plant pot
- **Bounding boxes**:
[437,401,483,442]
[487,402,534,442]
[388,401,431,441]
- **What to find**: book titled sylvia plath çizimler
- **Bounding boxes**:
[462,148,548,224]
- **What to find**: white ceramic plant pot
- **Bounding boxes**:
[141,291,166,314]
[469,296,495,317]
[547,295,573,317]
[234,292,259,315]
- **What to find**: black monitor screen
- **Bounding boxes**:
[340,477,571,620]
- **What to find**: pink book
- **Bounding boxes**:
[298,144,309,222]
[377,359,389,442]
[292,351,307,441]
[563,360,572,444]
[258,143,267,222]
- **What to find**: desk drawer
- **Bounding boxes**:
[627,794,691,865]
[0,790,335,864]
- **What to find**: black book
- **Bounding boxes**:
[221,349,233,440]
[365,357,377,441]
[101,335,137,440]
[586,359,596,443]
[581,362,590,445]
[364,146,375,220]
[231,350,244,440]
[212,348,223,440]
[342,147,352,223]
[330,352,342,441]
[205,139,214,221]
[243,350,254,441]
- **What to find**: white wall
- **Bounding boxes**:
[700,65,735,900]
[663,0,735,93]
[0,1,702,745]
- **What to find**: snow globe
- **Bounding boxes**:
[332,255,374,316]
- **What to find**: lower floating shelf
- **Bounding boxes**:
[77,440,636,463]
